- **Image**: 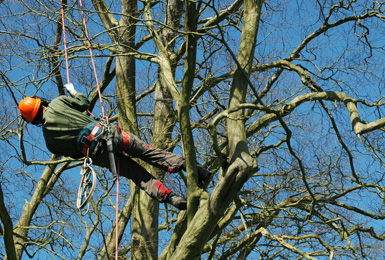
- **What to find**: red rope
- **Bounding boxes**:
[115,158,120,260]
[60,0,96,118]
[78,0,107,121]
[60,0,70,84]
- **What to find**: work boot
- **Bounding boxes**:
[197,165,213,186]
[181,162,213,186]
[166,192,187,210]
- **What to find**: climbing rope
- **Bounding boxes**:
[115,158,120,259]
[60,1,121,258]
[78,0,107,121]
[60,1,70,84]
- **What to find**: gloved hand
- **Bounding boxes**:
[64,83,78,97]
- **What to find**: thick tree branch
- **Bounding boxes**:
[0,183,17,260]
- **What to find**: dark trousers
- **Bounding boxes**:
[122,130,185,173]
[92,127,185,202]
[117,155,172,202]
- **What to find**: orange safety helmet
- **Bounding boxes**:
[19,97,42,122]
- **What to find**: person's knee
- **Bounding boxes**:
[125,132,152,155]
[120,130,130,151]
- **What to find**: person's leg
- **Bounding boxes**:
[120,130,184,172]
[118,154,187,210]
[116,129,213,185]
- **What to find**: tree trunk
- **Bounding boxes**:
[170,1,264,259]
[180,0,200,223]
[228,0,264,159]
[132,0,184,258]
[0,183,16,260]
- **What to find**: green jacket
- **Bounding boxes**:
[43,93,94,158]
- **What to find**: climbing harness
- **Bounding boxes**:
[60,1,121,258]
[76,157,97,211]
[79,118,117,178]
[79,122,104,155]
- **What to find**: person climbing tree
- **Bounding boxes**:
[18,83,213,210]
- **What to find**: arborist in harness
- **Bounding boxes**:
[18,83,213,210]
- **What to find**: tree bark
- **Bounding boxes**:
[180,0,200,223]
[170,1,264,259]
[228,0,264,159]
[0,183,16,260]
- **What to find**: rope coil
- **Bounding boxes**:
[76,158,97,210]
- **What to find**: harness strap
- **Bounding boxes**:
[81,123,103,155]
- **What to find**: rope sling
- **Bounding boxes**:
[60,1,121,259]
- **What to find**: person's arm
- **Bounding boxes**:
[64,83,90,112]
[64,83,78,97]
